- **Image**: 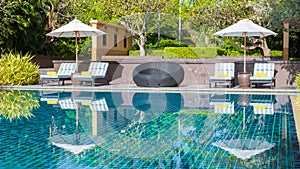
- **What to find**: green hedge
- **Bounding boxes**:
[289,57,300,61]
[129,49,164,56]
[164,47,217,59]
[296,73,300,88]
[270,50,282,56]
[164,47,197,58]
[216,47,262,56]
[130,47,218,59]
[217,47,283,57]
[130,48,282,58]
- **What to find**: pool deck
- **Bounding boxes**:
[2,82,300,95]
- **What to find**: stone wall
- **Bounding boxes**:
[32,55,74,68]
[48,56,300,88]
[100,56,300,88]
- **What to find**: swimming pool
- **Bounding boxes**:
[0,90,299,168]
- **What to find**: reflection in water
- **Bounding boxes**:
[0,90,39,120]
[49,133,105,155]
[210,94,235,114]
[0,90,296,168]
[48,92,184,159]
[210,93,278,161]
[131,92,184,123]
[212,139,274,160]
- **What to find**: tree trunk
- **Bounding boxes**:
[262,38,271,56]
[246,37,271,56]
[262,48,271,57]
[120,14,148,56]
[139,44,146,56]
[137,33,147,56]
[283,21,289,60]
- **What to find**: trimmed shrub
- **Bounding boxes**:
[216,47,227,56]
[192,47,217,58]
[217,47,281,57]
[296,73,300,88]
[130,47,217,58]
[0,51,40,85]
[147,49,164,56]
[270,50,282,56]
[164,47,198,59]
[129,50,140,56]
[289,58,300,61]
[129,49,164,56]
[164,47,217,59]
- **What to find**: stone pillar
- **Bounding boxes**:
[90,19,101,61]
[283,21,289,61]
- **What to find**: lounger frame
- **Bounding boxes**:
[209,63,235,88]
[40,63,76,86]
[250,63,275,89]
[72,62,109,86]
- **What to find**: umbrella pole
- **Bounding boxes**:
[75,103,79,143]
[243,107,246,130]
[75,31,79,72]
[243,32,246,72]
[177,115,181,168]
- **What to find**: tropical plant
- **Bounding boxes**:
[0,51,40,85]
[0,90,39,121]
[0,0,56,55]
[0,1,35,54]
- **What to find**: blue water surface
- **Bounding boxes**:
[0,90,299,169]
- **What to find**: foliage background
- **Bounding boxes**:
[0,0,299,58]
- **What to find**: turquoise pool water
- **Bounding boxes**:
[0,90,299,168]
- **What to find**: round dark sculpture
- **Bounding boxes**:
[132,61,184,87]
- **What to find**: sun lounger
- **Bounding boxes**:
[72,62,109,86]
[250,63,275,88]
[209,63,235,88]
[40,63,76,86]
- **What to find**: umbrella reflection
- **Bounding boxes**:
[212,139,274,160]
[50,134,105,155]
[49,111,105,155]
[211,94,277,160]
